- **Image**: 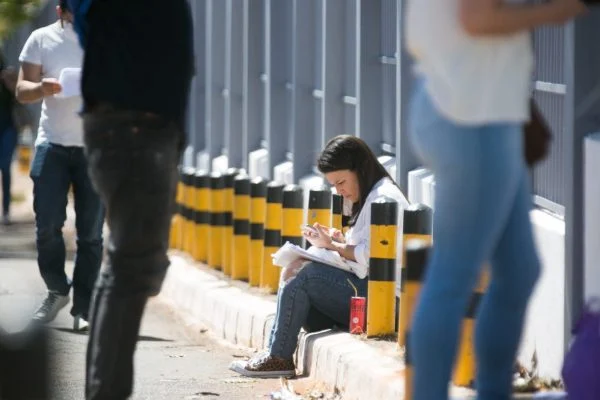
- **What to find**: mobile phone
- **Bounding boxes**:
[300,224,318,235]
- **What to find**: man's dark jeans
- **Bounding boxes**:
[30,141,104,318]
[83,109,182,400]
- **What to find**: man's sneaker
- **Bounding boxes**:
[229,352,296,378]
[73,315,89,332]
[32,292,69,323]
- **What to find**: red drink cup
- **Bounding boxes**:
[349,296,366,334]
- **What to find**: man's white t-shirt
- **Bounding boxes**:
[19,21,84,147]
[405,0,534,125]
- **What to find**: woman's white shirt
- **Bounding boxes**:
[345,178,410,274]
[405,0,534,125]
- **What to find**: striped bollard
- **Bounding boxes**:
[453,267,490,387]
[169,168,184,250]
[208,172,225,269]
[306,187,331,248]
[403,239,431,400]
[261,182,284,293]
[398,204,433,347]
[249,178,267,286]
[366,198,398,337]
[231,174,251,280]
[282,185,304,246]
[182,168,196,255]
[222,168,240,276]
[332,193,343,232]
[193,172,210,262]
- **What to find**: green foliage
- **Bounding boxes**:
[0,0,42,38]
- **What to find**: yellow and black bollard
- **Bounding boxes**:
[193,171,211,262]
[306,187,332,248]
[282,185,304,246]
[398,203,433,347]
[403,239,431,400]
[183,167,196,255]
[249,177,267,287]
[453,267,489,387]
[208,172,225,269]
[261,182,284,293]
[231,174,251,281]
[169,168,185,250]
[222,168,240,276]
[366,198,398,337]
[332,193,343,232]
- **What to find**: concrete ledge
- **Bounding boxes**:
[160,253,518,399]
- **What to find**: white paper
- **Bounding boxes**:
[55,67,81,98]
[271,241,368,279]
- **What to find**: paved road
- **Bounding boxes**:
[0,256,286,400]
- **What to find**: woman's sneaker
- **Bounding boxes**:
[229,352,296,378]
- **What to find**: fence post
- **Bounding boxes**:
[261,181,284,293]
[306,187,332,248]
[453,268,489,387]
[398,204,432,348]
[169,168,185,250]
[403,239,431,400]
[367,198,398,337]
[222,168,240,276]
[332,193,343,232]
[249,177,267,287]
[232,174,251,281]
[208,172,225,269]
[193,171,211,263]
[282,185,304,246]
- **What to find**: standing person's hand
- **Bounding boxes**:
[303,223,334,249]
[40,78,62,96]
[549,0,587,24]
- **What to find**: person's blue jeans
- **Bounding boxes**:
[407,80,541,399]
[0,125,17,216]
[30,141,105,318]
[268,262,367,360]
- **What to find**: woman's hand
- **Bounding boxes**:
[303,223,334,249]
[331,228,345,244]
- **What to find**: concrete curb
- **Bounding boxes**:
[159,253,525,400]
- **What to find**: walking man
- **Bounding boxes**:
[67,0,194,398]
[15,0,104,331]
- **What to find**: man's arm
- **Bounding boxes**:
[459,0,586,36]
[15,62,61,104]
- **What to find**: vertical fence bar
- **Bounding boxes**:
[356,0,383,151]
[265,0,291,175]
[291,0,317,182]
[243,0,266,169]
[192,1,207,161]
[225,0,244,168]
[205,0,227,162]
[321,0,346,147]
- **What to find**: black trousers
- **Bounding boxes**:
[83,109,183,400]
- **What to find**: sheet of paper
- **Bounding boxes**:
[55,67,81,98]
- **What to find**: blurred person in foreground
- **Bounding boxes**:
[67,0,194,398]
[405,0,586,398]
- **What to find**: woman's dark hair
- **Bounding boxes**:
[59,0,69,12]
[317,135,397,226]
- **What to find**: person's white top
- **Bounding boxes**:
[405,0,533,125]
[345,177,410,274]
[19,21,84,147]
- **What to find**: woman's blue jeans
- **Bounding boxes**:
[408,80,541,399]
[268,262,367,360]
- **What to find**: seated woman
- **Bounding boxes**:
[231,135,409,378]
